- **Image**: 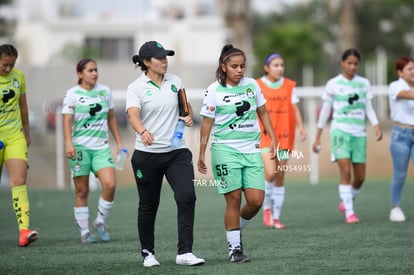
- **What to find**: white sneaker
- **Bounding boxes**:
[390,207,406,222]
[175,252,205,266]
[143,254,160,267]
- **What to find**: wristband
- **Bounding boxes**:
[140,129,147,136]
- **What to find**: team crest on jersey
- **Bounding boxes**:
[336,147,342,155]
[13,79,20,88]
[136,169,143,179]
[219,177,227,188]
[246,88,254,98]
[99,92,107,101]
[74,162,81,172]
[171,84,178,93]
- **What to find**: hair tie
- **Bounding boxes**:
[223,51,244,63]
[264,53,281,65]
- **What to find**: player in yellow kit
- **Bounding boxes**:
[0,44,38,246]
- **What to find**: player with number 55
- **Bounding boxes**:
[198,44,277,263]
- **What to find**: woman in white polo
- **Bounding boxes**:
[126,41,204,267]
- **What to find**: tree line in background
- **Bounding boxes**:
[251,0,414,85]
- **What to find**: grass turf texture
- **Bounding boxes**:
[1,179,414,274]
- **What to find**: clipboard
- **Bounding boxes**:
[178,88,189,117]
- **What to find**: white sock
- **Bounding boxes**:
[239,217,251,230]
[95,197,114,225]
[271,186,285,220]
[263,180,274,210]
[74,206,89,236]
[339,184,353,217]
[351,186,360,201]
[226,229,241,255]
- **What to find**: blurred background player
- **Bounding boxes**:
[0,44,38,247]
[388,56,414,222]
[62,58,124,243]
[312,48,382,224]
[257,52,306,229]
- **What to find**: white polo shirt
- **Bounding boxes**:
[388,77,414,125]
[126,72,187,152]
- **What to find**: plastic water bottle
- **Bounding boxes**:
[171,119,185,148]
[115,147,128,170]
[0,140,4,150]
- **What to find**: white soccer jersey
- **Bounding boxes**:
[200,77,266,153]
[322,74,373,137]
[62,83,114,150]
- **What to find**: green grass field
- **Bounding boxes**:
[1,178,414,275]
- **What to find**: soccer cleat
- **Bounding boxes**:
[229,249,250,263]
[389,207,406,222]
[263,208,272,227]
[19,229,38,247]
[175,252,205,266]
[338,201,346,216]
[93,221,110,241]
[143,253,160,267]
[273,219,285,229]
[346,213,360,224]
[81,232,96,244]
